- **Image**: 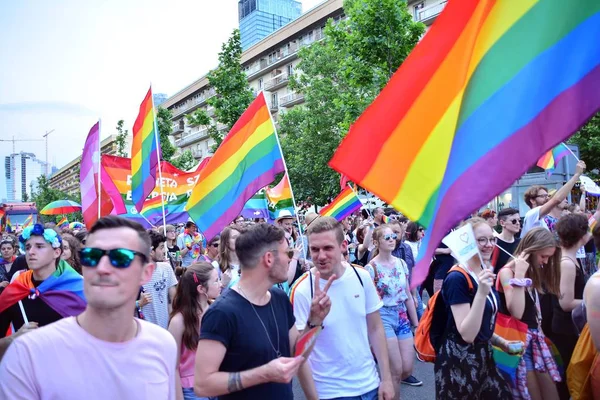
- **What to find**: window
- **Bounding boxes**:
[271,93,278,108]
[258,78,263,89]
[287,64,293,76]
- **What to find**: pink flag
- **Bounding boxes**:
[80,122,113,228]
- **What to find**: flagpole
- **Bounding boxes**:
[562,142,580,161]
[262,91,307,259]
[97,119,102,220]
[150,85,168,238]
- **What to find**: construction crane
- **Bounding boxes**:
[0,136,45,200]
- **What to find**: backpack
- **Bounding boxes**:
[414,266,474,363]
[567,323,598,400]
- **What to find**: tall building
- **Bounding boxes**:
[239,0,302,50]
[4,152,47,201]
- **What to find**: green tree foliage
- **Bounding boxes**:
[186,29,254,151]
[170,150,197,172]
[569,111,600,176]
[31,175,82,223]
[157,107,177,162]
[279,0,424,205]
[115,120,129,157]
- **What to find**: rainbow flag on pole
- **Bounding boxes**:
[330,0,600,286]
[22,214,33,229]
[57,216,69,228]
[536,142,572,175]
[186,92,284,240]
[131,87,160,212]
[266,173,295,219]
[319,187,363,222]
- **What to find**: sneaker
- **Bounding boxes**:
[401,375,423,386]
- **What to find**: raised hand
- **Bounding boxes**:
[514,251,530,278]
[575,160,586,175]
[308,270,335,326]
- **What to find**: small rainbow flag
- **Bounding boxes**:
[22,214,33,229]
[185,92,284,239]
[131,87,160,212]
[57,216,69,228]
[536,142,571,175]
[141,195,165,221]
[266,174,294,219]
[319,186,363,222]
[330,0,600,286]
[5,216,12,233]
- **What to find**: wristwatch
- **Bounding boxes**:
[307,320,323,329]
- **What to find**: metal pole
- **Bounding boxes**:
[43,129,55,176]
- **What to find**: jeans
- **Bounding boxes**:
[182,387,214,400]
[327,387,378,400]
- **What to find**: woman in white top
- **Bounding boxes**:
[404,222,423,259]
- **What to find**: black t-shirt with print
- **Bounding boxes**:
[167,244,180,269]
[200,287,295,400]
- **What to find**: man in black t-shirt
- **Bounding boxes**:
[491,208,521,274]
[195,224,334,400]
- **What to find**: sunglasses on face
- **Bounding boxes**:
[383,233,398,241]
[509,219,521,225]
[210,243,220,248]
[79,247,147,268]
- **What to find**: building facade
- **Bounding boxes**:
[239,0,302,50]
[162,0,445,163]
[4,152,47,202]
[48,134,129,196]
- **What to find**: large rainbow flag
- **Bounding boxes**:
[186,92,284,239]
[131,87,160,212]
[330,0,600,286]
[319,186,362,222]
[536,142,572,175]
[242,191,270,220]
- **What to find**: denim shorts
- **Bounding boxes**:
[328,387,378,400]
[380,304,412,340]
[182,387,214,400]
[523,331,536,372]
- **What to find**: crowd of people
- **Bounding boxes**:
[0,162,599,399]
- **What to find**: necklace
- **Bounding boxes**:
[238,285,281,358]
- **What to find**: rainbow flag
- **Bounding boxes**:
[266,174,294,219]
[131,87,160,212]
[330,0,600,286]
[242,191,270,219]
[536,142,572,175]
[22,214,33,229]
[186,92,285,240]
[5,216,12,233]
[320,187,363,222]
[57,216,69,228]
[141,194,166,221]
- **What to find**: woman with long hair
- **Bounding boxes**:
[404,222,424,260]
[168,262,221,400]
[367,224,420,395]
[434,218,515,398]
[60,235,82,274]
[498,227,562,400]
[219,226,244,288]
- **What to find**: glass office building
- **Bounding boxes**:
[239,0,302,50]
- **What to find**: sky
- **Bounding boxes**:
[0,0,323,201]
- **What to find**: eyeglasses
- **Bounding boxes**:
[476,237,497,246]
[418,228,425,232]
[536,194,549,199]
[79,247,147,268]
[383,233,398,241]
[269,248,295,259]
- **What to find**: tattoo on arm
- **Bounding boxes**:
[227,372,243,393]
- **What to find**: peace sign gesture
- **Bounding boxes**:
[308,270,335,326]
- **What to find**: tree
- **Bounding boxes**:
[115,120,129,157]
[157,107,177,162]
[569,111,600,176]
[279,0,424,205]
[186,29,254,151]
[22,192,29,202]
[170,150,197,172]
[31,175,82,223]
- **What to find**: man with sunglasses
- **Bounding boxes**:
[491,207,522,274]
[0,216,177,399]
[194,223,333,400]
[521,160,586,236]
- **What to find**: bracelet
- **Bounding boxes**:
[307,320,324,329]
[509,278,532,288]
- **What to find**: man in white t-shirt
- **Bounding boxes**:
[290,216,394,400]
[521,160,586,237]
[0,216,177,400]
[142,231,177,329]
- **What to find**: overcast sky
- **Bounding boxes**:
[0,0,323,200]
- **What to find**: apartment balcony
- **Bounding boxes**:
[206,106,215,117]
[172,121,184,134]
[191,149,204,159]
[175,127,210,148]
[280,92,305,108]
[416,0,447,25]
[264,73,289,92]
[171,89,217,119]
[269,100,279,114]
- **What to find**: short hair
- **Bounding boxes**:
[479,209,496,220]
[307,216,345,244]
[556,214,588,248]
[147,230,166,250]
[165,224,176,233]
[498,207,520,220]
[185,221,196,229]
[524,185,547,208]
[89,216,151,259]
[235,224,286,269]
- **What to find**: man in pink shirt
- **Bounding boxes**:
[0,216,177,400]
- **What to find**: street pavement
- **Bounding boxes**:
[292,356,435,399]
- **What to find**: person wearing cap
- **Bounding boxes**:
[0,224,85,358]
